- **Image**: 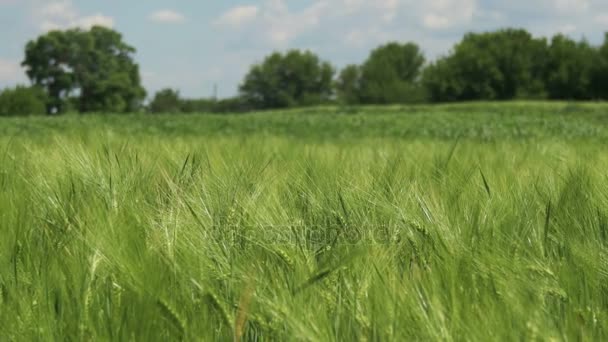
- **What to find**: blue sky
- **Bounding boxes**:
[1,0,607,98]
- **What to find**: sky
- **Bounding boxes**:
[0,0,607,99]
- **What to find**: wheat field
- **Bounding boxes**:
[1,103,607,340]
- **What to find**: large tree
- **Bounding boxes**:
[148,88,182,113]
[335,64,362,105]
[424,29,548,102]
[545,35,598,100]
[358,42,426,104]
[239,50,334,109]
[592,33,608,100]
[22,26,146,114]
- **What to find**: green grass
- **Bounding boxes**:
[1,102,608,340]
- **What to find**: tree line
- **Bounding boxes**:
[1,26,608,116]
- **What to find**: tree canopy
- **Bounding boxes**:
[22,26,146,114]
[592,33,608,99]
[423,29,548,102]
[3,26,607,117]
[358,42,426,104]
[239,50,334,109]
[148,88,181,114]
[545,35,598,100]
[335,65,362,105]
[0,86,47,116]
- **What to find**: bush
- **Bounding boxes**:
[239,50,335,109]
[0,86,47,116]
[148,89,181,113]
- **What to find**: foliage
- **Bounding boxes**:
[545,35,598,100]
[148,91,251,114]
[1,103,608,340]
[7,27,608,113]
[212,97,251,113]
[424,29,548,101]
[239,50,334,109]
[22,26,146,114]
[335,64,362,105]
[148,88,182,113]
[592,33,608,99]
[180,97,250,113]
[0,85,47,116]
[358,42,427,104]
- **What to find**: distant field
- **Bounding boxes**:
[1,103,607,340]
[2,101,608,141]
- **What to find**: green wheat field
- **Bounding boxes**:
[1,102,608,341]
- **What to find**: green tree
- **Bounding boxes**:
[335,65,362,105]
[148,88,182,113]
[423,29,548,102]
[423,57,464,103]
[545,35,597,100]
[239,50,334,109]
[22,26,146,114]
[592,33,608,100]
[0,86,47,116]
[358,42,426,104]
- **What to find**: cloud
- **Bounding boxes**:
[149,9,186,24]
[596,14,608,25]
[554,0,590,13]
[344,28,392,48]
[214,5,259,28]
[72,14,114,30]
[421,0,477,30]
[0,58,25,84]
[215,0,414,47]
[213,0,484,50]
[558,24,578,34]
[35,0,114,31]
[423,14,451,30]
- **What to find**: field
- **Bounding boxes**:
[1,102,608,340]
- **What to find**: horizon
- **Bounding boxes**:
[1,0,607,99]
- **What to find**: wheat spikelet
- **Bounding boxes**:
[157,298,186,337]
[205,291,233,327]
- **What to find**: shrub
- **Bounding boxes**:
[0,86,47,116]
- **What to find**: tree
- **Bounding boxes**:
[545,35,597,100]
[239,50,334,109]
[423,57,465,103]
[22,26,146,114]
[0,86,47,116]
[592,33,608,100]
[423,29,548,102]
[335,65,362,105]
[358,42,426,104]
[148,88,182,113]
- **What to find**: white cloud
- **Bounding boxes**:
[423,14,451,30]
[214,6,259,28]
[215,0,418,47]
[554,0,590,13]
[558,24,578,34]
[596,14,608,25]
[421,0,477,30]
[0,59,25,84]
[213,0,482,48]
[260,0,328,45]
[35,0,114,31]
[344,28,392,47]
[149,9,186,24]
[75,14,115,29]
